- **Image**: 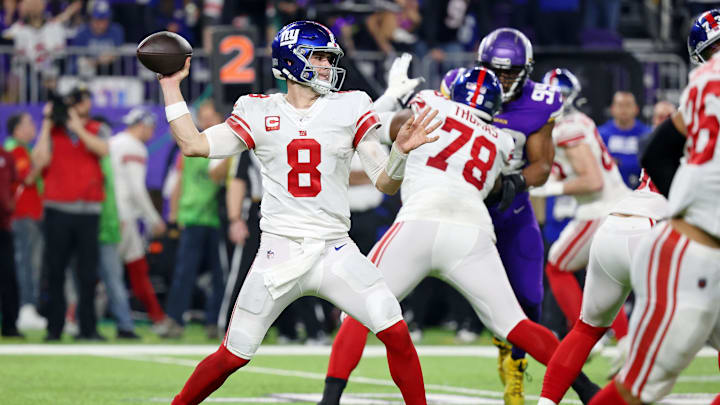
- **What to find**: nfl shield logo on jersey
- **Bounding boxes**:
[265,116,280,132]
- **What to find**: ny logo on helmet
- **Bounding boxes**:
[280,29,300,47]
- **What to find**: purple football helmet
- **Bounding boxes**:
[450,67,503,122]
[440,67,467,99]
[688,9,720,65]
[542,68,581,110]
[476,28,534,102]
[271,21,345,94]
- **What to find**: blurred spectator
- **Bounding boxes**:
[3,113,46,331]
[686,1,720,18]
[0,145,22,338]
[153,0,196,45]
[110,0,154,44]
[267,0,307,39]
[535,0,581,46]
[598,91,651,189]
[420,0,470,62]
[109,107,168,331]
[32,85,109,341]
[356,0,420,56]
[162,101,227,339]
[71,0,125,76]
[651,100,676,127]
[1,0,20,42]
[584,0,621,32]
[2,0,80,101]
[97,154,139,339]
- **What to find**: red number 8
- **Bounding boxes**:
[463,136,497,190]
[287,139,322,197]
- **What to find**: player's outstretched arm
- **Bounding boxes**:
[158,57,209,157]
[523,121,555,187]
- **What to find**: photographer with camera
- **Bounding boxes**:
[32,86,110,341]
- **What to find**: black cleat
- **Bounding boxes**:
[571,372,601,404]
[74,332,107,342]
[117,330,141,340]
[317,377,347,405]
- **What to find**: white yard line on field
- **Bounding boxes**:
[112,354,577,404]
[0,344,717,358]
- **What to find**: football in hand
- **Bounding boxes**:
[136,31,193,75]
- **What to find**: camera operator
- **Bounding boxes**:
[32,86,110,341]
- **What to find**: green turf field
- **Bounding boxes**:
[1,323,717,404]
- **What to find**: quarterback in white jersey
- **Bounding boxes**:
[157,21,440,405]
[590,28,720,405]
[319,68,602,405]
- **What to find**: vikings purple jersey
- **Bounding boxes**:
[493,80,563,170]
[486,79,562,334]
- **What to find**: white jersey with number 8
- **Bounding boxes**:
[397,90,514,240]
[227,91,380,240]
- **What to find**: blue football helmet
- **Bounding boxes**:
[450,67,503,122]
[440,67,466,99]
[688,9,720,65]
[476,28,534,103]
[542,68,581,110]
[271,21,346,94]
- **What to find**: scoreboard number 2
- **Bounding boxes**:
[219,35,255,84]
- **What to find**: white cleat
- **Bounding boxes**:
[17,304,47,330]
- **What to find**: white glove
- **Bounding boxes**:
[386,53,424,99]
[529,181,564,197]
[374,53,425,113]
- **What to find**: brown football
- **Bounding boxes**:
[136,31,193,75]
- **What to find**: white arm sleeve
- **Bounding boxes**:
[205,122,248,159]
[377,111,397,145]
[125,159,163,226]
[356,128,390,186]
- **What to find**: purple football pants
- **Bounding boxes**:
[490,192,545,359]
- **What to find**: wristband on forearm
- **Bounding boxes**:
[166,102,190,122]
[386,142,408,180]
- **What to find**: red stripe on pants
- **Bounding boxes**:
[623,227,680,388]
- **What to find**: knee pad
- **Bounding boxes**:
[365,288,402,334]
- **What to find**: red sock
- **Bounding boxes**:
[540,320,607,403]
[506,319,559,365]
[545,262,584,329]
[172,345,249,405]
[126,257,166,323]
[588,380,628,405]
[610,306,629,340]
[376,320,426,405]
[711,393,720,405]
[327,316,370,380]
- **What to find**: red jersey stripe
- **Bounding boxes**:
[353,114,380,148]
[226,115,255,149]
[624,227,681,388]
[557,135,585,147]
[637,237,689,394]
